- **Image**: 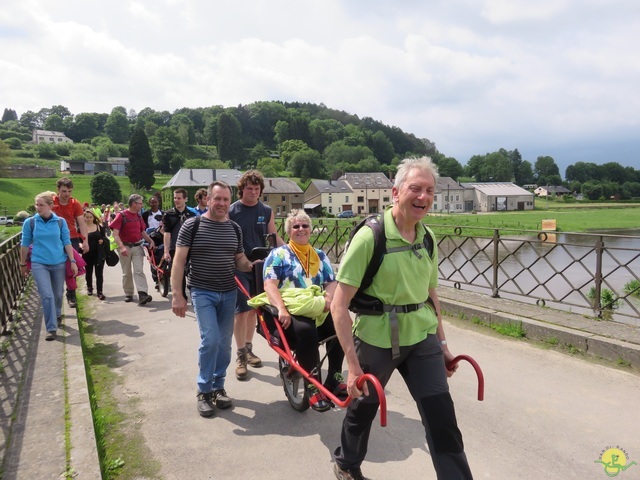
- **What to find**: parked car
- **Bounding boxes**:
[0,216,14,226]
[337,210,355,218]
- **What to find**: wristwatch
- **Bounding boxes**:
[70,259,77,263]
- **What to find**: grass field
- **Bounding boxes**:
[0,175,173,217]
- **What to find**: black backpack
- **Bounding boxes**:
[345,213,435,315]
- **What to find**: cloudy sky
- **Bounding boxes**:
[2,0,639,175]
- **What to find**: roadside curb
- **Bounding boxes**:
[438,288,640,370]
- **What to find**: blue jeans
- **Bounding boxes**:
[31,262,66,333]
[190,287,237,393]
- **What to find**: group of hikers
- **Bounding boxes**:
[21,157,474,480]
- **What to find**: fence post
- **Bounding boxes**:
[491,228,500,298]
[593,236,604,318]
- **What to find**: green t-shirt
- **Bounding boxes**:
[336,207,439,348]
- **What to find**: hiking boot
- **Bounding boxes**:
[236,352,248,380]
[246,344,263,368]
[333,463,370,480]
[212,389,233,409]
[307,383,332,412]
[45,331,56,341]
[196,391,215,418]
[124,295,134,303]
[138,292,152,305]
[325,372,348,400]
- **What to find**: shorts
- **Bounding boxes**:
[235,270,254,313]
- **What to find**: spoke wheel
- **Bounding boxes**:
[279,357,309,412]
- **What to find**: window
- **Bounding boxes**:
[329,196,332,203]
[328,207,333,213]
[456,195,460,201]
[263,195,268,201]
[445,195,449,202]
[383,196,389,202]
[434,203,438,210]
[345,196,349,202]
[281,195,285,202]
[357,196,364,202]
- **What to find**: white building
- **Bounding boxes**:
[32,129,73,144]
[461,182,535,212]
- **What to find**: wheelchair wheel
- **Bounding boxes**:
[279,357,309,412]
[160,270,170,297]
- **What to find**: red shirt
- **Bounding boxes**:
[53,196,84,240]
[109,210,145,243]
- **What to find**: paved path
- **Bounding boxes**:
[84,265,640,479]
[3,260,639,479]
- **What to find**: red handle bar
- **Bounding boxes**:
[447,354,484,401]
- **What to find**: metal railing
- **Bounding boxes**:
[0,233,27,334]
[275,220,640,323]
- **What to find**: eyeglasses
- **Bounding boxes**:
[292,224,310,230]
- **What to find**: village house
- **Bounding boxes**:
[339,172,394,215]
[32,129,73,144]
[303,179,353,217]
[262,178,304,216]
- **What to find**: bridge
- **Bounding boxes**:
[1,229,639,479]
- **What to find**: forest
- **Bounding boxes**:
[1,103,639,200]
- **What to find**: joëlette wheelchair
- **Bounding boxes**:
[237,235,485,427]
[144,227,171,297]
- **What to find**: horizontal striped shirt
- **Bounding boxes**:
[177,216,243,292]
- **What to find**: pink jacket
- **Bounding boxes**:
[65,249,87,290]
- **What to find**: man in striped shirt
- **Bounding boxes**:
[170,181,254,418]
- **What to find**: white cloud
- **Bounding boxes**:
[1,0,639,171]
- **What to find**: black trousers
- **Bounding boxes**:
[283,314,344,383]
[84,258,105,293]
[334,335,473,479]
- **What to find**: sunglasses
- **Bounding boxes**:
[292,224,310,230]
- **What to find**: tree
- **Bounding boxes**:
[280,139,309,169]
[433,153,463,180]
[19,110,41,129]
[217,111,244,166]
[534,156,560,185]
[565,161,598,183]
[2,108,18,123]
[128,126,155,189]
[289,149,324,180]
[598,162,627,184]
[256,157,284,177]
[150,126,180,173]
[371,131,395,164]
[171,113,195,147]
[44,114,64,132]
[67,112,99,142]
[91,172,122,205]
[105,109,130,143]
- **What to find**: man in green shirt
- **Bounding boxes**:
[331,157,473,480]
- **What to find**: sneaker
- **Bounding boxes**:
[236,352,248,380]
[67,292,77,308]
[333,463,370,480]
[196,391,215,418]
[97,293,106,301]
[246,345,263,368]
[307,383,332,412]
[212,389,233,409]
[124,295,134,303]
[138,292,152,305]
[325,372,348,400]
[45,331,56,341]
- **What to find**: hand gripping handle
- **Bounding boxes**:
[355,374,388,427]
[447,354,484,401]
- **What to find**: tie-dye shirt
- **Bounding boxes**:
[263,245,335,289]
